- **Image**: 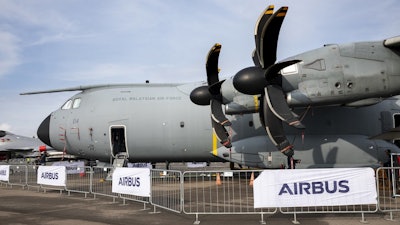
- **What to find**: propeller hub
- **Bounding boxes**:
[233,66,267,95]
[190,86,211,106]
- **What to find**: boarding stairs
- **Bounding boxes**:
[106,152,128,180]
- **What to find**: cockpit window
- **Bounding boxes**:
[0,130,5,138]
[61,99,72,110]
[72,98,81,109]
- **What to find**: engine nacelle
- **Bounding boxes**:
[225,95,259,115]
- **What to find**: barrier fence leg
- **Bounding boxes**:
[193,213,200,225]
[143,202,149,211]
[149,205,160,214]
[292,212,300,224]
[360,212,367,224]
[260,212,266,225]
[386,212,395,222]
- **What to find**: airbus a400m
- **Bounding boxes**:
[22,5,400,169]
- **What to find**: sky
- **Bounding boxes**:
[0,0,399,137]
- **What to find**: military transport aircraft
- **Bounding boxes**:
[21,5,400,169]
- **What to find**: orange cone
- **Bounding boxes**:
[249,172,254,186]
[216,173,222,186]
[79,167,85,177]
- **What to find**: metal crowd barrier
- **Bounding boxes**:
[3,163,400,224]
[65,166,93,198]
[8,165,27,188]
[91,166,118,201]
[279,203,378,224]
[182,170,276,224]
[376,167,400,221]
[26,165,40,191]
[150,169,182,213]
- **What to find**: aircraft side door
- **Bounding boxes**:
[109,125,129,158]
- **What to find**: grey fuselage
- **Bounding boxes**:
[43,83,216,163]
[38,81,400,168]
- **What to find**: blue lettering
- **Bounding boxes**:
[118,176,141,187]
[312,182,324,194]
[0,170,6,176]
[278,184,293,195]
[278,180,350,195]
[41,172,59,179]
[299,182,311,194]
[338,180,350,193]
[325,181,337,193]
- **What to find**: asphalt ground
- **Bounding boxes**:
[0,185,398,225]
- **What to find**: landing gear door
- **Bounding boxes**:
[110,126,129,158]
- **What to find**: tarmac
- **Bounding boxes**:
[0,185,398,225]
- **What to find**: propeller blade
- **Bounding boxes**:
[206,43,222,86]
[258,95,266,128]
[209,80,224,96]
[252,50,261,67]
[205,43,232,147]
[263,95,294,157]
[212,119,232,148]
[265,85,304,129]
[254,5,274,66]
[259,6,288,68]
[211,99,232,126]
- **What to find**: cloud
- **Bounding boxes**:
[28,33,95,47]
[57,61,203,84]
[0,31,20,78]
[0,1,74,32]
[0,123,12,132]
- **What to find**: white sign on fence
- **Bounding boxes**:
[0,165,10,181]
[187,162,207,168]
[254,168,377,208]
[52,161,85,174]
[112,168,151,197]
[37,166,66,186]
[127,162,152,169]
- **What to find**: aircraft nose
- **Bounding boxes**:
[37,114,52,147]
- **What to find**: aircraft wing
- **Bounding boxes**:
[20,83,183,95]
[0,147,34,152]
[370,126,400,140]
[20,84,117,95]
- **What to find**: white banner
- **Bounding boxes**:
[0,165,10,181]
[254,168,377,208]
[37,166,66,186]
[52,161,85,174]
[127,162,152,169]
[112,168,151,197]
[187,162,207,168]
